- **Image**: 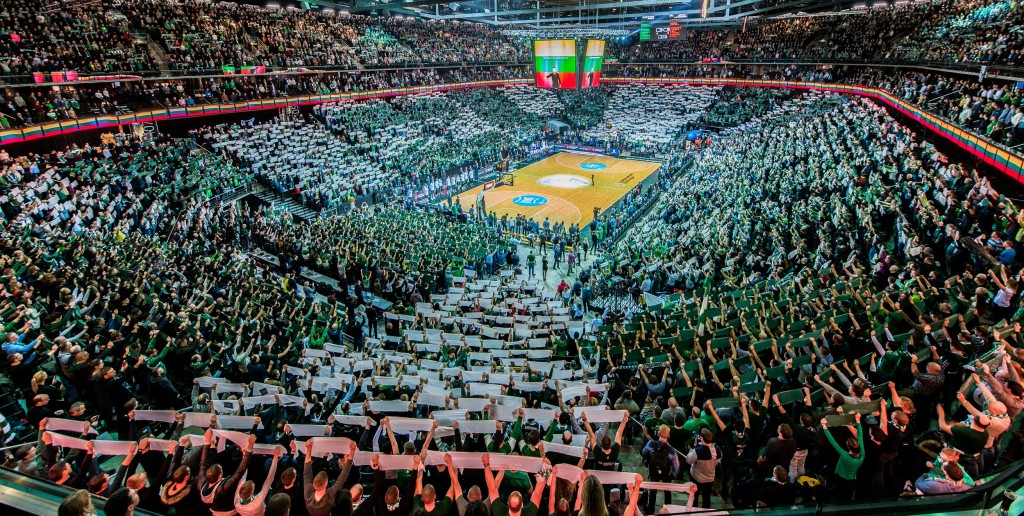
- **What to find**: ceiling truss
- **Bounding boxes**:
[334,0,874,28]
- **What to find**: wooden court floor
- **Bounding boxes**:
[452,152,662,228]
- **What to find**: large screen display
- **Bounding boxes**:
[639,22,684,41]
[534,40,577,89]
[582,40,605,88]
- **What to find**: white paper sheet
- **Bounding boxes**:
[182,412,215,428]
[572,408,627,423]
[289,424,331,437]
[542,441,587,458]
[331,415,374,427]
[378,454,417,471]
[90,440,135,456]
[217,415,258,430]
[489,455,543,473]
[369,400,413,413]
[308,436,357,458]
[133,410,177,424]
[451,420,499,435]
[387,417,436,433]
[47,431,89,451]
[47,417,97,435]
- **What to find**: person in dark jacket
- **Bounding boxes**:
[372,452,417,516]
[278,464,308,516]
[152,366,185,410]
[200,431,256,515]
[760,423,797,475]
[87,443,137,496]
[754,466,798,508]
[159,438,206,515]
[44,436,94,488]
[303,439,355,516]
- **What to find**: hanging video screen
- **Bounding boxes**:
[582,40,606,88]
[534,40,577,89]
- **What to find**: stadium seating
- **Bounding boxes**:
[6,1,1024,515]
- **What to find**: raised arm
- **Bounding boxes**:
[530,473,547,508]
[936,404,953,434]
[482,453,499,503]
[420,421,438,459]
[383,417,399,455]
[547,466,559,516]
[615,410,628,446]
[704,400,727,432]
[444,453,459,500]
[739,397,751,431]
[623,474,643,516]
[582,416,597,447]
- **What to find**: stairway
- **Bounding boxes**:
[145,37,172,77]
[252,187,319,220]
[247,33,269,53]
[338,40,365,70]
[723,28,737,50]
[217,182,259,207]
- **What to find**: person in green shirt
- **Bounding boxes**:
[937,403,990,477]
[822,413,864,501]
[582,411,628,470]
[521,430,543,458]
[641,405,668,442]
[543,413,573,443]
[485,452,546,516]
[681,406,717,437]
[414,460,456,516]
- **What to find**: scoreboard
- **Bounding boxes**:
[639,22,685,41]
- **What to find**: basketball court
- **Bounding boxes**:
[452,152,662,227]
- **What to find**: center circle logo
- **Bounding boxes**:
[537,174,591,189]
[512,195,548,207]
[580,162,607,170]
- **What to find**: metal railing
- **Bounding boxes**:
[4,56,1022,87]
[0,466,161,515]
[655,459,1024,515]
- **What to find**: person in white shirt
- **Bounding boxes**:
[235,447,282,516]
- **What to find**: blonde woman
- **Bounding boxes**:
[574,473,607,516]
[30,371,47,395]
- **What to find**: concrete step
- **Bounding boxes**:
[145,38,172,77]
[251,188,318,220]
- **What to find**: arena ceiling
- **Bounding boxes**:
[299,0,886,28]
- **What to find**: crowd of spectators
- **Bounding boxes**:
[726,17,824,61]
[885,0,1024,66]
[0,0,157,77]
[3,80,1024,516]
[618,29,727,63]
[2,0,1023,82]
[197,85,547,212]
[853,69,1024,148]
[0,65,527,129]
[3,4,1024,516]
[594,90,1024,507]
